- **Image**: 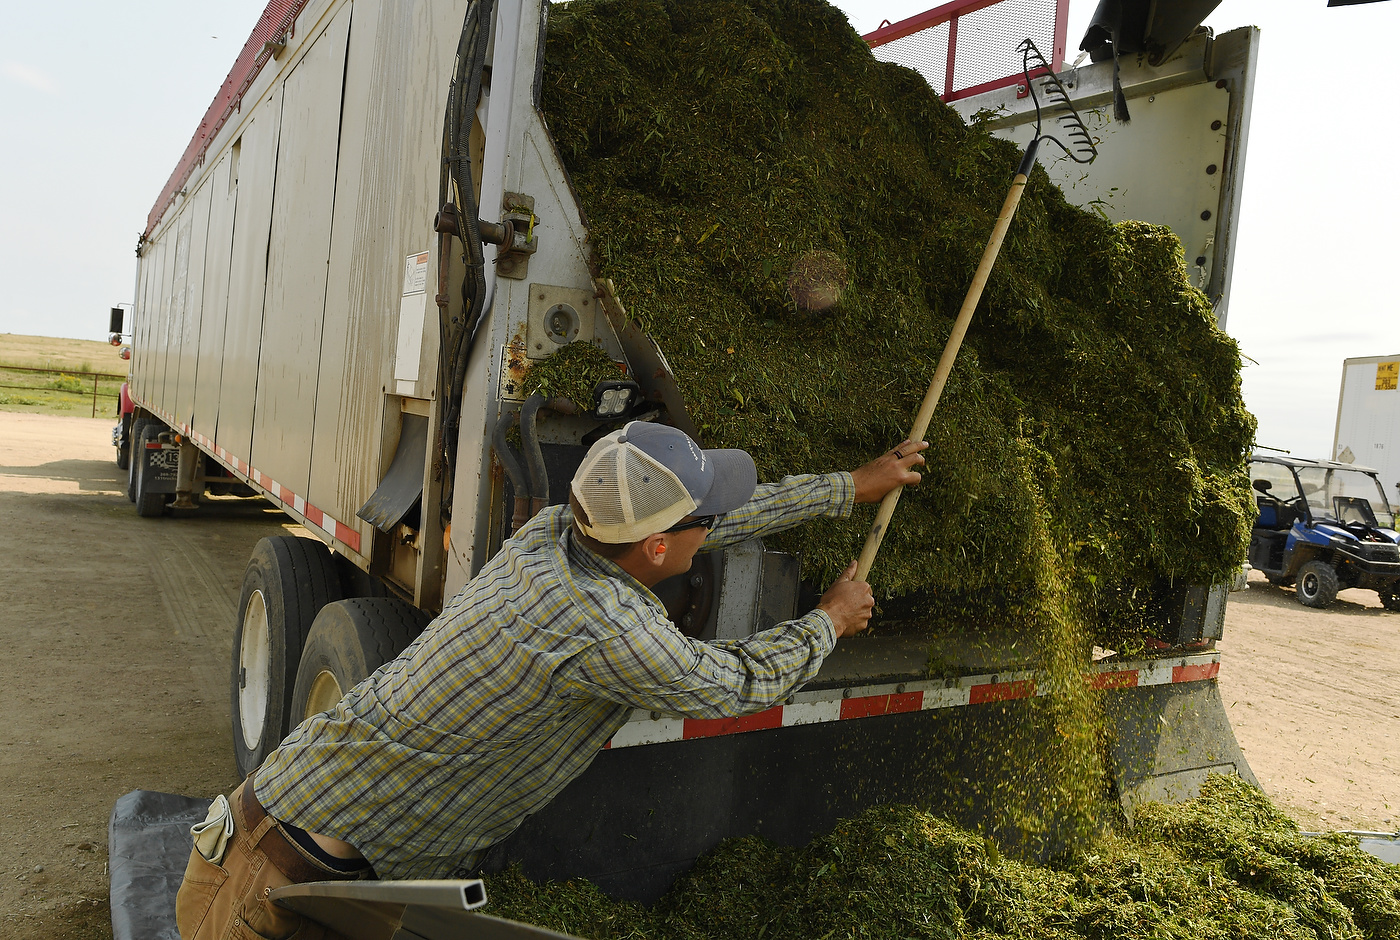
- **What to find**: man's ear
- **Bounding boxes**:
[639,532,669,567]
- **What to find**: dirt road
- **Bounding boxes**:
[0,413,298,939]
[0,411,1394,939]
[1217,570,1398,832]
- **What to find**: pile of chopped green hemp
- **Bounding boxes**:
[532,0,1255,651]
[488,775,1400,940]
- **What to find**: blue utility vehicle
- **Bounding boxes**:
[1248,455,1400,609]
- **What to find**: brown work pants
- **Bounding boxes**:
[174,780,355,940]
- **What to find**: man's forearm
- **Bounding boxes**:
[703,471,853,549]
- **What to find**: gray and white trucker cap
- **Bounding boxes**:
[570,421,757,543]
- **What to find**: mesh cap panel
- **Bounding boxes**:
[572,439,696,542]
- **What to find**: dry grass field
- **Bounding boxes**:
[0,333,127,418]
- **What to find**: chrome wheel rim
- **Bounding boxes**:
[238,590,271,745]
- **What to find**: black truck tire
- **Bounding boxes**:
[115,413,132,470]
[1378,587,1400,612]
[1295,560,1339,609]
[133,423,167,518]
[231,536,344,778]
[290,598,433,724]
[126,415,152,502]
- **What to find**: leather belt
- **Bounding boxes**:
[239,779,367,883]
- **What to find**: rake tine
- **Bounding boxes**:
[1017,38,1097,165]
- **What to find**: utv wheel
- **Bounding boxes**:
[231,537,343,777]
[1378,588,1400,612]
[290,598,433,723]
[1295,560,1339,609]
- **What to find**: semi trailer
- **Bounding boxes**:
[1334,354,1400,512]
[113,0,1260,902]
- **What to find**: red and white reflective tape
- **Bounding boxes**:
[140,403,362,554]
[605,651,1221,749]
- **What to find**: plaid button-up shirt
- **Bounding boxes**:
[255,471,854,880]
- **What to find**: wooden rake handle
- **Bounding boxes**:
[854,171,1032,582]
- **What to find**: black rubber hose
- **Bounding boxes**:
[436,0,494,523]
[491,409,530,502]
[520,394,549,508]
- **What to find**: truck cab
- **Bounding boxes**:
[1248,453,1400,609]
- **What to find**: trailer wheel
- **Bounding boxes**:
[231,536,343,777]
[125,415,152,502]
[133,423,167,518]
[290,598,433,723]
[1378,587,1400,612]
[115,414,132,470]
[1295,560,1339,609]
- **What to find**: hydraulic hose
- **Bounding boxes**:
[520,395,550,518]
[520,395,580,521]
[436,0,496,526]
[491,409,532,535]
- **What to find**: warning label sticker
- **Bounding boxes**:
[1377,361,1398,391]
[402,251,429,295]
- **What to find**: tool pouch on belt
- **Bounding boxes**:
[191,794,234,864]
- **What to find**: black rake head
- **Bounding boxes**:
[1018,38,1097,164]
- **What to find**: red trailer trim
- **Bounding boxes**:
[144,0,311,240]
[605,650,1224,749]
[137,400,362,555]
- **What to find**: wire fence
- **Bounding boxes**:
[0,364,126,418]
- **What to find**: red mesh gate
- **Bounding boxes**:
[863,0,1069,102]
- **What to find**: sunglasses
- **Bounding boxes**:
[667,513,719,533]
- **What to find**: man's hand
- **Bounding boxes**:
[850,439,929,503]
[818,560,875,638]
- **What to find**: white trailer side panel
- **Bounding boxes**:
[310,0,448,545]
[252,5,354,498]
[155,228,180,418]
[1334,355,1400,510]
[218,93,285,459]
[173,178,214,430]
[310,0,383,543]
[131,245,159,409]
[192,154,238,440]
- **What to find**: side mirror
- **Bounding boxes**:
[109,306,124,334]
[1252,479,1272,493]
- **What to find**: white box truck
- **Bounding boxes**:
[111,0,1260,899]
[1334,354,1400,511]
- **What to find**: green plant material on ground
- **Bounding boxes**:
[537,0,1256,649]
[489,775,1400,940]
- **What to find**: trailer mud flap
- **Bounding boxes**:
[1105,679,1257,820]
[358,413,429,532]
[141,439,180,494]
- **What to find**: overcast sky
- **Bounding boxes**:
[1,0,1395,461]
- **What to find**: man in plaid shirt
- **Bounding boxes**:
[177,422,927,940]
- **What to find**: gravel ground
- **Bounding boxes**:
[0,411,1393,939]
